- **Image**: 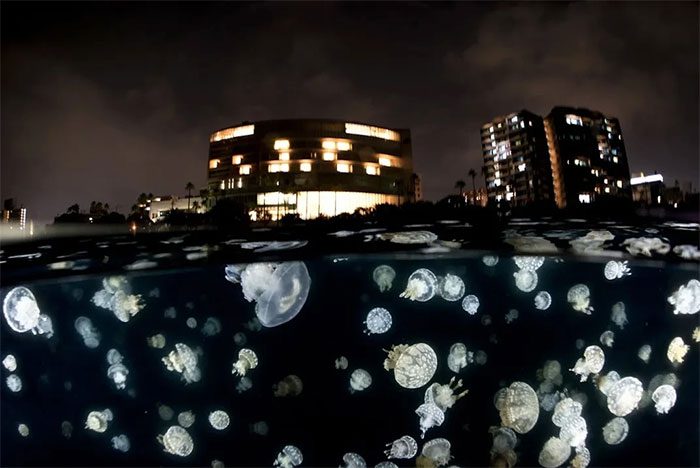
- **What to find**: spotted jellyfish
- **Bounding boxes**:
[178,411,195,428]
[162,343,201,384]
[74,316,101,348]
[424,377,469,412]
[363,308,392,335]
[384,435,418,459]
[236,377,253,393]
[341,452,367,468]
[6,374,22,392]
[375,462,398,468]
[201,317,221,336]
[3,286,51,335]
[335,356,349,370]
[652,384,677,414]
[606,376,644,417]
[666,336,689,365]
[273,445,303,468]
[111,434,130,452]
[438,274,465,301]
[2,354,17,372]
[552,398,587,447]
[421,438,452,466]
[447,343,473,373]
[514,255,545,271]
[208,410,230,430]
[18,424,29,437]
[158,425,194,457]
[373,265,396,292]
[349,369,372,393]
[567,284,593,314]
[415,403,445,439]
[505,309,519,324]
[599,330,615,348]
[233,332,247,346]
[158,404,175,421]
[250,421,269,436]
[494,381,540,434]
[85,409,113,433]
[513,269,538,293]
[489,426,518,467]
[603,260,631,280]
[570,345,605,382]
[602,417,629,445]
[147,334,166,349]
[400,269,438,302]
[641,373,681,410]
[383,343,437,389]
[667,279,700,315]
[273,375,303,397]
[637,344,652,363]
[610,302,628,329]
[91,277,144,323]
[186,317,197,329]
[538,436,571,468]
[534,291,552,310]
[232,348,258,377]
[461,295,480,315]
[482,255,499,266]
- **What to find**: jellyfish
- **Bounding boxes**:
[158,404,174,421]
[447,343,472,373]
[570,346,605,382]
[602,417,628,445]
[6,374,22,392]
[91,277,144,322]
[18,423,29,437]
[149,287,160,298]
[250,421,269,436]
[349,369,372,393]
[494,382,539,434]
[424,377,469,412]
[693,326,700,342]
[147,334,166,349]
[652,384,677,414]
[164,307,177,319]
[35,314,54,338]
[201,317,222,336]
[475,350,488,365]
[384,435,418,459]
[461,295,480,315]
[415,403,445,439]
[363,308,392,335]
[273,375,303,397]
[178,411,195,428]
[514,256,545,271]
[421,438,452,466]
[2,354,17,372]
[232,348,258,377]
[610,302,628,329]
[596,370,621,397]
[513,269,538,293]
[158,425,194,457]
[481,314,492,326]
[243,317,262,332]
[236,377,253,393]
[666,336,689,364]
[575,339,585,350]
[341,452,367,468]
[571,445,591,468]
[383,343,437,389]
[489,426,518,460]
[74,316,101,348]
[673,244,700,259]
[438,274,466,302]
[85,409,113,433]
[400,269,438,302]
[335,356,349,370]
[375,462,399,468]
[622,237,671,256]
[380,230,438,244]
[534,291,552,310]
[637,344,652,363]
[667,279,700,315]
[3,286,44,334]
[599,330,615,348]
[273,445,303,467]
[373,265,396,292]
[111,434,131,452]
[552,398,587,447]
[233,332,247,346]
[570,230,614,254]
[162,343,201,384]
[606,376,643,416]
[208,410,230,430]
[541,360,562,382]
[186,317,197,329]
[482,255,499,266]
[567,284,593,314]
[603,260,631,280]
[538,436,571,468]
[107,362,129,390]
[505,309,519,324]
[61,421,73,439]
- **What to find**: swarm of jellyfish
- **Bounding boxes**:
[622,237,671,256]
[415,403,445,439]
[424,377,469,412]
[363,308,392,335]
[74,316,101,348]
[651,384,677,414]
[384,435,418,459]
[567,284,593,314]
[438,274,465,301]
[106,348,129,390]
[158,425,194,457]
[2,354,17,372]
[383,343,437,389]
[85,409,113,433]
[494,381,539,434]
[447,343,473,373]
[666,336,689,364]
[603,260,631,280]
[667,279,700,315]
[349,369,372,393]
[273,375,303,397]
[400,269,438,302]
[232,348,258,376]
[421,438,452,466]
[534,291,552,310]
[208,410,230,430]
[3,286,52,336]
[111,434,130,452]
[162,343,201,384]
[91,276,144,323]
[610,302,628,329]
[273,445,303,467]
[372,265,396,292]
[513,269,538,293]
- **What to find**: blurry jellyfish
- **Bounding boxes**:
[603,260,631,280]
[201,317,222,336]
[35,314,54,338]
[186,317,197,329]
[85,409,113,433]
[552,398,587,447]
[2,286,41,334]
[376,462,399,468]
[107,361,129,390]
[91,277,144,322]
[599,330,615,348]
[148,287,160,298]
[494,381,539,434]
[482,255,499,266]
[694,326,700,342]
[637,344,652,363]
[74,316,101,348]
[233,332,247,346]
[373,265,396,292]
[606,376,643,417]
[610,302,628,329]
[514,269,538,293]
[651,384,677,414]
[61,421,73,439]
[415,403,445,439]
[363,308,392,335]
[541,360,562,382]
[111,434,131,452]
[438,274,465,302]
[250,421,269,436]
[211,460,224,468]
[400,269,438,302]
[158,404,175,421]
[164,307,177,319]
[461,295,480,315]
[643,373,681,411]
[178,411,195,428]
[421,438,452,466]
[18,423,29,437]
[602,417,629,445]
[273,445,303,467]
[534,291,552,310]
[424,377,469,412]
[622,237,670,256]
[349,369,372,393]
[596,370,621,397]
[567,284,593,314]
[384,435,418,459]
[383,343,437,389]
[243,317,262,332]
[575,339,585,350]
[667,279,700,315]
[232,348,258,376]
[489,426,518,467]
[273,375,303,397]
[341,452,367,468]
[666,337,689,364]
[208,410,230,430]
[380,230,437,244]
[147,334,166,349]
[2,354,17,372]
[475,350,488,365]
[673,244,700,259]
[481,314,492,326]
[236,377,253,393]
[505,309,519,324]
[514,256,545,271]
[158,425,194,457]
[447,343,472,373]
[538,436,571,468]
[6,374,22,392]
[335,356,349,370]
[570,346,605,382]
[185,301,195,310]
[162,343,201,384]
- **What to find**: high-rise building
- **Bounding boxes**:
[630,172,665,206]
[2,198,27,231]
[480,110,554,206]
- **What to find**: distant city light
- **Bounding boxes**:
[630,174,663,185]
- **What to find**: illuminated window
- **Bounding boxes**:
[322,152,336,161]
[489,126,494,133]
[300,162,312,172]
[511,116,518,123]
[491,141,496,147]
[490,134,495,140]
[605,187,611,193]
[365,166,379,175]
[280,163,289,173]
[209,159,221,169]
[604,178,609,184]
[274,139,290,150]
[566,114,583,126]
[210,124,254,142]
[497,123,502,128]
[344,123,400,141]
[607,132,612,139]
[616,180,623,188]
[494,171,500,178]
[518,163,526,172]
[378,157,391,167]
[240,165,251,175]
[269,164,280,173]
[613,156,619,163]
[220,180,225,189]
[231,155,243,165]
[279,152,290,161]
[322,141,336,150]
[336,163,351,173]
[337,141,351,151]
[237,178,243,188]
[578,193,592,203]
[520,121,525,128]
[495,178,501,187]
[606,126,612,132]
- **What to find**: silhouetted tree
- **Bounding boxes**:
[468,168,477,194]
[455,180,466,197]
[185,182,195,212]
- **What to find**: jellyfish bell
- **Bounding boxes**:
[74,316,101,349]
[610,302,628,329]
[233,332,247,346]
[253,262,311,328]
[602,417,629,445]
[421,438,452,466]
[158,425,194,457]
[236,377,253,393]
[383,343,437,389]
[3,286,42,334]
[186,317,197,329]
[534,291,552,310]
[178,411,196,428]
[384,435,418,459]
[147,334,166,349]
[208,410,230,430]
[341,452,367,468]
[606,376,643,417]
[447,343,471,373]
[273,445,303,468]
[495,382,539,434]
[567,284,593,314]
[482,255,499,266]
[2,354,17,372]
[18,423,29,437]
[603,260,631,280]
[599,330,615,348]
[363,308,392,335]
[85,409,113,433]
[424,377,469,412]
[158,404,174,421]
[505,309,519,324]
[538,436,571,468]
[107,362,129,390]
[570,346,605,382]
[349,369,372,393]
[514,256,545,271]
[250,421,269,436]
[232,348,258,376]
[162,343,201,384]
[201,317,222,336]
[111,434,131,452]
[415,403,445,439]
[6,374,22,392]
[475,350,488,365]
[667,279,700,315]
[651,384,677,414]
[335,356,349,370]
[373,265,396,292]
[400,269,438,302]
[438,274,466,302]
[637,344,652,363]
[666,336,689,365]
[513,269,538,293]
[461,295,480,315]
[273,375,303,397]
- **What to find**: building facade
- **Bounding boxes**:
[630,172,665,206]
[2,199,27,231]
[148,196,205,223]
[207,119,414,220]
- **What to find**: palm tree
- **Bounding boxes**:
[455,180,466,197]
[468,169,477,194]
[185,182,195,212]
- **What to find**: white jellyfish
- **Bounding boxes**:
[400,269,438,302]
[514,269,538,293]
[243,317,262,332]
[599,330,615,348]
[273,375,303,397]
[461,295,480,315]
[74,316,101,348]
[567,284,593,314]
[85,409,113,433]
[482,255,499,266]
[233,332,247,346]
[162,343,201,384]
[637,344,652,363]
[570,345,605,382]
[384,435,418,459]
[602,417,629,445]
[415,403,445,439]
[107,361,129,390]
[667,336,689,364]
[341,452,367,468]
[475,350,488,365]
[273,445,303,468]
[538,436,571,468]
[178,411,196,428]
[349,369,372,393]
[186,317,197,329]
[505,309,519,324]
[373,265,396,292]
[6,374,22,392]
[606,376,643,417]
[447,343,473,373]
[147,334,166,349]
[250,421,269,436]
[111,434,130,452]
[438,274,466,302]
[18,423,29,437]
[421,438,452,466]
[610,302,628,329]
[158,404,174,421]
[673,244,700,259]
[383,343,437,389]
[667,279,700,315]
[494,381,540,434]
[201,317,222,336]
[91,277,144,322]
[552,398,587,447]
[575,339,585,350]
[652,384,677,414]
[375,462,399,468]
[514,256,545,271]
[534,291,552,310]
[603,260,631,280]
[363,308,392,335]
[158,425,194,457]
[2,354,17,372]
[61,421,73,439]
[35,314,54,338]
[236,376,253,393]
[208,410,230,430]
[335,356,349,370]
[232,348,258,377]
[424,377,469,412]
[2,286,43,334]
[164,307,177,319]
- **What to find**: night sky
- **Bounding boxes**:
[2,2,698,223]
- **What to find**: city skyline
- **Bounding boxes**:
[2,2,698,223]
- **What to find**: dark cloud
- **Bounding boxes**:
[1,2,697,223]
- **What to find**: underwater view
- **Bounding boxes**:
[1,222,699,467]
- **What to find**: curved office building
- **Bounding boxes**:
[207,119,414,220]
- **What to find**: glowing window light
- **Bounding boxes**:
[578,193,591,203]
[209,159,221,169]
[630,174,664,185]
[494,171,500,178]
[495,178,501,187]
[322,141,336,150]
[518,163,526,172]
[231,155,243,165]
[240,165,251,175]
[378,157,391,167]
[279,152,290,161]
[616,180,623,188]
[605,187,611,193]
[237,178,243,188]
[337,141,351,151]
[511,116,518,123]
[279,163,289,172]
[344,123,400,141]
[365,166,379,175]
[269,164,280,173]
[336,163,351,173]
[565,114,583,126]
[220,180,225,189]
[322,152,336,161]
[520,121,525,128]
[613,156,619,163]
[274,139,290,150]
[489,126,494,133]
[300,162,312,172]
[210,124,255,142]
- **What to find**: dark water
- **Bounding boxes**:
[1,250,698,467]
